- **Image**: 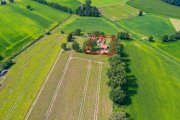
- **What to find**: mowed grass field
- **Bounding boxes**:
[60,16,121,34]
[127,0,180,18]
[27,51,112,120]
[117,14,176,38]
[122,40,180,120]
[0,0,69,60]
[46,0,82,10]
[99,3,139,21]
[0,32,66,120]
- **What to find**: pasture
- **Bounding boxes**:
[26,51,112,120]
[122,40,180,120]
[60,16,121,34]
[99,3,139,21]
[117,14,176,38]
[0,0,69,60]
[0,32,66,120]
[127,0,180,18]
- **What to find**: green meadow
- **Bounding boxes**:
[0,0,69,60]
[91,0,127,7]
[127,0,180,18]
[122,40,180,120]
[60,16,121,34]
[117,14,176,38]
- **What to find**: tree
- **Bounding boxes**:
[169,35,175,41]
[61,43,67,50]
[67,33,73,42]
[82,40,89,52]
[109,87,126,105]
[138,10,143,16]
[26,5,32,10]
[109,112,130,120]
[1,0,7,5]
[162,35,169,42]
[175,31,180,39]
[74,29,81,36]
[0,55,4,61]
[72,42,80,52]
[9,0,14,3]
[148,36,154,42]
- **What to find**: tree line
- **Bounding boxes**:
[33,0,73,13]
[162,0,180,6]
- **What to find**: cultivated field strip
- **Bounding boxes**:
[78,61,92,120]
[80,62,101,120]
[99,3,139,21]
[47,59,88,120]
[2,40,58,120]
[0,40,54,108]
[44,55,73,120]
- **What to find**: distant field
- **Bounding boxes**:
[170,19,180,31]
[60,16,121,35]
[91,0,127,7]
[123,40,180,120]
[117,15,176,38]
[27,51,112,120]
[46,0,82,10]
[99,3,139,21]
[0,0,69,60]
[154,41,180,60]
[0,32,66,120]
[127,0,180,18]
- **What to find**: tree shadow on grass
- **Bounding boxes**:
[120,44,138,106]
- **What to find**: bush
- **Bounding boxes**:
[109,87,126,105]
[61,43,67,50]
[72,42,80,52]
[0,55,4,61]
[109,112,130,120]
[74,29,81,36]
[148,36,155,42]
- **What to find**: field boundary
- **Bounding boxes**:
[25,50,64,120]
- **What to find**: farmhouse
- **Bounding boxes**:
[97,38,109,54]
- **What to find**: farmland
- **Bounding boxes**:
[122,40,180,120]
[46,0,82,10]
[26,51,111,120]
[0,0,179,120]
[99,3,139,21]
[0,0,69,60]
[117,14,176,38]
[127,0,180,18]
[60,16,121,34]
[0,32,66,120]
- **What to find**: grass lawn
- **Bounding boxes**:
[117,14,176,38]
[0,32,66,120]
[122,40,180,120]
[0,0,69,61]
[127,0,180,18]
[99,3,139,21]
[60,16,122,35]
[46,0,82,10]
